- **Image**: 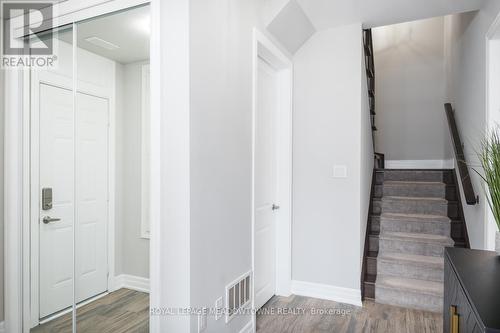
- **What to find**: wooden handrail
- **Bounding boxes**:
[444,103,478,205]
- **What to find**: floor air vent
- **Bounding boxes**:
[225,271,251,323]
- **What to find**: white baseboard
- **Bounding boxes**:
[239,320,253,333]
[0,321,4,333]
[291,280,362,307]
[385,159,454,169]
[114,274,150,293]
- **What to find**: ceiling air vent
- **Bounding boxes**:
[226,271,251,323]
[84,36,120,51]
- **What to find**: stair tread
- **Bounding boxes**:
[381,213,450,223]
[380,232,454,245]
[383,181,445,186]
[376,275,443,295]
[378,252,444,267]
[383,196,447,203]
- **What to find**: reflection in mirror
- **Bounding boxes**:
[29,24,75,333]
[76,5,150,332]
[28,5,151,332]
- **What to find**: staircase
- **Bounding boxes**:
[362,169,469,313]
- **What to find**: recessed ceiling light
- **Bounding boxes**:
[84,36,120,50]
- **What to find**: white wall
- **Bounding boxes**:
[372,17,452,163]
[292,23,369,297]
[115,61,150,279]
[189,0,264,331]
[444,1,500,249]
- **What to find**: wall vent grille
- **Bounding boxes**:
[225,271,252,323]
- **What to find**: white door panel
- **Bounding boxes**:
[254,58,279,310]
[39,84,75,318]
[75,92,108,302]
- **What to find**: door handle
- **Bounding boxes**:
[42,216,61,224]
[272,204,280,211]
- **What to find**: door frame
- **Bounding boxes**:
[29,69,114,327]
[251,28,293,327]
[4,1,153,332]
[485,11,500,250]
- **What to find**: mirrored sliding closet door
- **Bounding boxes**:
[28,4,151,333]
[75,5,151,331]
[29,24,76,333]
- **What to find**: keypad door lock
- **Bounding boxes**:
[42,188,53,210]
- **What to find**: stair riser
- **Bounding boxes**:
[380,219,450,236]
[383,184,446,198]
[378,262,444,282]
[382,200,447,216]
[375,286,443,313]
[379,238,449,257]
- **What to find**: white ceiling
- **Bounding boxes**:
[60,5,150,64]
[296,0,485,30]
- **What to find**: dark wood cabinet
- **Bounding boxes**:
[444,248,500,333]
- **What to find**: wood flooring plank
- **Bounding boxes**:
[31,289,149,333]
[256,295,442,333]
[32,290,441,333]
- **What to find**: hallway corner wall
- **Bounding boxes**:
[292,23,366,300]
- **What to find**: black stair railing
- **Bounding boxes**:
[364,29,384,168]
[444,103,478,205]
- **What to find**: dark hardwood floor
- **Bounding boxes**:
[257,295,442,333]
[31,289,149,333]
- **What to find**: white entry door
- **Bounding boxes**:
[39,83,75,318]
[39,84,109,318]
[254,58,279,310]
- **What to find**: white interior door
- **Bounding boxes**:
[39,83,75,318]
[39,85,109,318]
[75,92,109,303]
[254,58,279,310]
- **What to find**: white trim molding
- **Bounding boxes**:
[113,274,150,293]
[291,280,362,307]
[385,159,455,169]
[239,320,253,333]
